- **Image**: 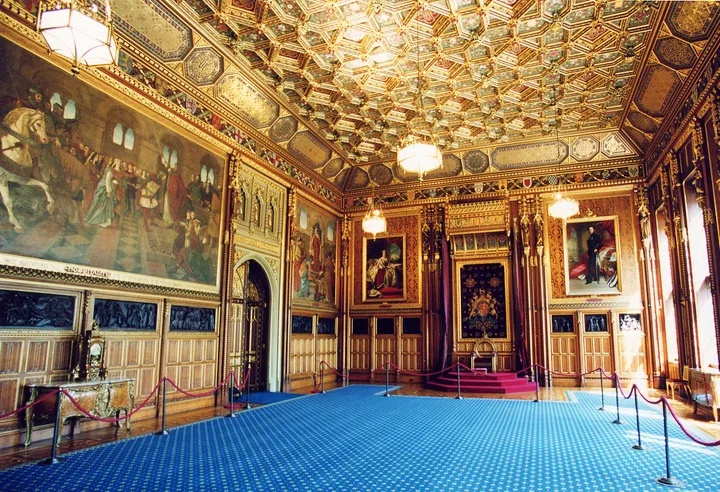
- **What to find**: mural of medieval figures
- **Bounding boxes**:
[0,39,224,290]
[458,262,509,339]
[291,198,338,308]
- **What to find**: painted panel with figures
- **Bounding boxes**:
[291,198,338,310]
[0,38,225,292]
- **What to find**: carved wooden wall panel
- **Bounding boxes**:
[316,336,337,371]
[375,336,397,370]
[401,337,422,372]
[165,336,217,396]
[350,337,370,371]
[290,336,314,376]
[618,332,647,376]
[551,335,578,376]
[583,335,614,374]
[0,336,74,416]
[105,336,159,398]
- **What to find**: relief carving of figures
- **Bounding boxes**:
[519,213,531,250]
[533,212,543,248]
[637,188,652,252]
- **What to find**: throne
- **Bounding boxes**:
[471,334,497,373]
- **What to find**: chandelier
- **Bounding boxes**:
[548,192,579,221]
[362,197,387,239]
[397,135,442,181]
[397,3,442,181]
[37,0,118,73]
[545,106,578,221]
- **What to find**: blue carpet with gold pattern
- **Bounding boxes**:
[1,385,719,491]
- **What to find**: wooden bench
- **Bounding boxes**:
[688,368,719,423]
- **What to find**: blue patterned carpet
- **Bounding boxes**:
[1,385,719,491]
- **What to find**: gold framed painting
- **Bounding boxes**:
[363,235,406,302]
[564,216,621,296]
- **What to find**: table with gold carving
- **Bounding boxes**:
[24,378,135,447]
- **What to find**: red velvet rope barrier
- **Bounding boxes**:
[58,368,251,424]
[609,373,719,446]
[0,389,60,420]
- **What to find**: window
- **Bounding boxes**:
[163,145,178,168]
[683,172,718,367]
[63,99,76,120]
[124,128,134,150]
[655,207,678,362]
[113,123,124,145]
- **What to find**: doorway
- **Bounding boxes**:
[230,260,271,392]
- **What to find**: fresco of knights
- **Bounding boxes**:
[292,199,337,307]
[0,39,224,286]
[460,263,507,339]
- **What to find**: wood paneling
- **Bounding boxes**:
[0,342,22,374]
[401,336,422,372]
[105,337,159,399]
[551,335,578,375]
[618,332,646,375]
[350,336,370,371]
[584,334,613,373]
[375,336,397,369]
[165,335,218,397]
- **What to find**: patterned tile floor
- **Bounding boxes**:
[0,384,717,491]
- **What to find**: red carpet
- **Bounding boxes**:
[426,370,536,394]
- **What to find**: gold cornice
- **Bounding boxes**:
[295,188,343,217]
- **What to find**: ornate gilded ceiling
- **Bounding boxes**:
[8,0,718,193]
[203,0,658,171]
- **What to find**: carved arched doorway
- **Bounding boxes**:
[230,260,270,391]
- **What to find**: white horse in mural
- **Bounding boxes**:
[0,107,55,232]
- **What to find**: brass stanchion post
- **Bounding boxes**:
[156,378,169,436]
[598,368,605,411]
[654,399,684,487]
[384,361,390,397]
[534,365,539,403]
[245,362,252,409]
[39,390,64,465]
[227,370,235,418]
[612,373,622,424]
[456,363,463,400]
[632,387,643,450]
[321,363,326,394]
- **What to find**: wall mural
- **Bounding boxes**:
[169,305,216,332]
[0,289,74,329]
[291,198,338,309]
[0,38,224,292]
[458,262,509,339]
[92,298,157,331]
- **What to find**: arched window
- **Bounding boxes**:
[64,99,76,120]
[124,128,134,150]
[113,123,124,145]
[50,93,62,110]
[208,168,215,185]
[200,164,208,183]
[162,144,179,168]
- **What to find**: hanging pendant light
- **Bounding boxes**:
[37,0,118,73]
[362,197,387,239]
[546,110,578,221]
[397,2,442,181]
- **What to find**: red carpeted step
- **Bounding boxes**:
[426,371,536,394]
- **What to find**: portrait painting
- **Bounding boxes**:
[457,261,509,339]
[363,235,405,302]
[0,39,224,292]
[291,198,339,309]
[564,216,621,296]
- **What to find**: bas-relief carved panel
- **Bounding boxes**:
[548,195,640,300]
[291,198,338,310]
[0,39,225,293]
[111,0,192,61]
[352,216,419,307]
[215,73,280,129]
